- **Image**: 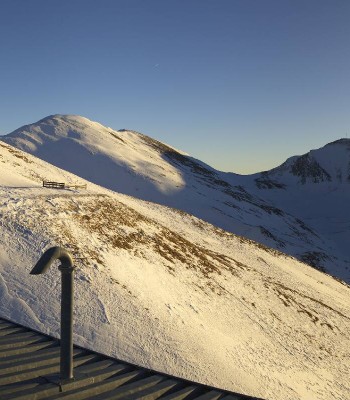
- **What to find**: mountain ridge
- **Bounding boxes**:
[2,115,350,283]
[256,138,350,184]
[0,137,349,400]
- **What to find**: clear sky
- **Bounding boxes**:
[1,0,349,174]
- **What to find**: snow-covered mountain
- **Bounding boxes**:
[0,136,349,400]
[236,139,350,282]
[255,138,350,185]
[3,115,349,282]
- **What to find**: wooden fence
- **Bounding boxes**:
[43,181,87,190]
[43,181,65,189]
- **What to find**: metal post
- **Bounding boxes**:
[58,264,75,381]
[30,247,75,384]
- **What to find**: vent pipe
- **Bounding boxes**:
[31,247,75,382]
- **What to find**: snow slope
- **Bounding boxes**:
[3,115,349,282]
[235,139,350,282]
[0,140,349,400]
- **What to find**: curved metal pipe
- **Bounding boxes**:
[30,246,75,383]
[30,247,73,274]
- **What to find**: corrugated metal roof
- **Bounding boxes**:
[0,318,264,400]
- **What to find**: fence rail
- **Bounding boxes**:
[43,181,87,190]
[43,181,65,189]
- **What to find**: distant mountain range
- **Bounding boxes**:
[2,115,349,283]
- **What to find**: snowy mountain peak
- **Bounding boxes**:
[6,114,185,155]
[2,118,350,283]
[3,115,189,196]
[326,138,350,147]
[261,138,350,185]
[6,114,112,147]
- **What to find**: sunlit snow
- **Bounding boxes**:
[3,115,350,282]
[0,138,349,400]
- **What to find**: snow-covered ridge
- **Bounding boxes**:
[2,116,350,283]
[257,138,350,184]
[0,140,349,400]
[244,139,350,283]
[3,114,186,196]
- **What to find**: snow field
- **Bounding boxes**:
[0,129,349,399]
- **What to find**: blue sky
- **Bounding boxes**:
[1,0,349,173]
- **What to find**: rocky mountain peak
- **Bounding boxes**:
[260,138,350,185]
